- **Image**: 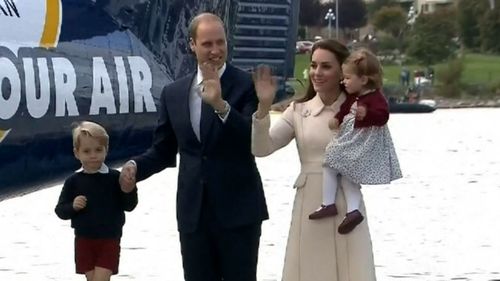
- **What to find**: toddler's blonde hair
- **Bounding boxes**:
[72,121,109,150]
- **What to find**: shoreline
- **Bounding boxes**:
[434,98,500,109]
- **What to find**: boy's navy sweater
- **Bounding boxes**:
[55,169,138,239]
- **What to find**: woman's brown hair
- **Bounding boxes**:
[296,39,350,103]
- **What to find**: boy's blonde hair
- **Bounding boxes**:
[72,121,109,150]
[343,48,383,89]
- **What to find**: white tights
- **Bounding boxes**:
[322,166,362,213]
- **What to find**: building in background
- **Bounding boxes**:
[362,0,456,14]
[414,0,457,14]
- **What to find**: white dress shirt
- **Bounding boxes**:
[76,163,109,174]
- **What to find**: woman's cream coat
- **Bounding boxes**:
[252,93,376,281]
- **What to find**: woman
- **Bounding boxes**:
[252,39,376,281]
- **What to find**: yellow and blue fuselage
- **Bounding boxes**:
[0,0,300,199]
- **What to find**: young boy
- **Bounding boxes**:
[55,121,138,281]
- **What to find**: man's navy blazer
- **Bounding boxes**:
[133,64,269,233]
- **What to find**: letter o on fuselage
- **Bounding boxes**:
[0,57,21,120]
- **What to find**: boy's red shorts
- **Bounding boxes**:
[75,237,121,275]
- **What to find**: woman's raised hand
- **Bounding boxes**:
[253,65,277,119]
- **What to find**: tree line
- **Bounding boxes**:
[299,0,500,66]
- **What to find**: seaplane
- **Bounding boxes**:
[0,0,299,200]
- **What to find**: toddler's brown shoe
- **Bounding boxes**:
[309,204,338,220]
[338,209,364,234]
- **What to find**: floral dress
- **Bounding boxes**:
[324,99,402,185]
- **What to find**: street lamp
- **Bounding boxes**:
[335,0,339,39]
[407,6,416,25]
[324,8,335,39]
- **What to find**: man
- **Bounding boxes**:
[119,13,268,281]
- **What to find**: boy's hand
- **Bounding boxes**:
[356,105,367,121]
[73,195,87,211]
[328,117,340,130]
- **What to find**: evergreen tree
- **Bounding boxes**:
[299,0,322,27]
[479,8,500,54]
[406,9,457,65]
[456,0,488,50]
[366,0,396,16]
[372,6,406,38]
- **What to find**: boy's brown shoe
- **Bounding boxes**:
[338,209,364,234]
[309,204,338,220]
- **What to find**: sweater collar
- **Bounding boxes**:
[76,163,109,174]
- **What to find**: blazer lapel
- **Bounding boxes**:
[178,73,201,143]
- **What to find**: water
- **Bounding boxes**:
[367,108,500,281]
[1,108,500,281]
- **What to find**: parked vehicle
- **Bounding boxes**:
[296,40,314,54]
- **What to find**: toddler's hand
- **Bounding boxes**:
[356,105,367,121]
[73,195,87,211]
[328,117,340,130]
